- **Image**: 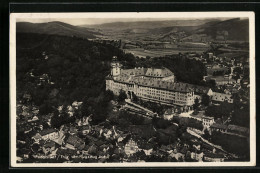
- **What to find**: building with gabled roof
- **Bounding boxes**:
[204,152,225,162]
[210,123,228,133]
[227,124,249,136]
[211,92,233,103]
[124,138,139,156]
[38,128,58,141]
[81,125,91,135]
[190,151,204,162]
[202,116,215,128]
[106,56,197,107]
[65,135,85,150]
[42,141,56,155]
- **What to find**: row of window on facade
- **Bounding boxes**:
[142,94,187,105]
[108,81,194,105]
[112,81,191,97]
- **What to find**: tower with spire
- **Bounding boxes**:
[111,56,122,76]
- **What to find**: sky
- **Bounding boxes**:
[16,17,232,26]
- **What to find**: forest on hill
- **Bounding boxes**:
[16,33,125,122]
[17,33,209,123]
[16,22,100,39]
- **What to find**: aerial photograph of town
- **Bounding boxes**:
[13,13,252,165]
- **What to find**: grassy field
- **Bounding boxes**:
[124,48,207,58]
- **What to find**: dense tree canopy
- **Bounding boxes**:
[205,101,233,119]
[211,131,249,159]
[134,55,207,85]
[17,33,125,108]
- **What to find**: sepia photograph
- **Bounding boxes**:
[9,12,255,167]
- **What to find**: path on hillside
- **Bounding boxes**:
[187,128,238,159]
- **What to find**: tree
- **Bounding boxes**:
[50,114,61,128]
[39,103,54,116]
[206,79,216,88]
[203,128,210,140]
[134,150,147,160]
[177,124,187,138]
[193,98,200,110]
[104,90,114,103]
[50,106,72,128]
[132,92,139,103]
[31,143,40,153]
[188,118,203,131]
[117,90,127,103]
[91,106,108,124]
[201,94,210,106]
[233,73,240,82]
[153,118,171,129]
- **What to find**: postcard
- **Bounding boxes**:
[10,12,255,167]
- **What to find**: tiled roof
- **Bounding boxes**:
[57,148,77,155]
[39,128,56,136]
[210,123,228,130]
[96,140,106,147]
[115,75,194,93]
[202,116,214,120]
[66,135,84,147]
[120,67,174,78]
[205,76,235,83]
[44,141,55,148]
[32,133,42,140]
[227,124,249,133]
[88,144,97,154]
[212,92,233,102]
[121,68,147,76]
[145,68,173,78]
[188,84,210,95]
[77,144,85,150]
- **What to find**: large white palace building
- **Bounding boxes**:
[106,56,215,108]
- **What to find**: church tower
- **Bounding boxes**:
[111,56,122,76]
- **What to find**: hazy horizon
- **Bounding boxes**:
[16,17,235,26]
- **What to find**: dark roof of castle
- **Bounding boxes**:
[120,67,174,78]
[114,75,194,93]
[108,66,214,94]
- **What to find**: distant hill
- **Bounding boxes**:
[81,18,249,42]
[158,18,249,42]
[17,22,100,39]
[81,20,211,31]
[194,18,249,41]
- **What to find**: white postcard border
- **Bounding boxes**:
[10,12,256,167]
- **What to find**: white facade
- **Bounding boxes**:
[191,152,204,162]
[202,117,215,128]
[106,79,195,106]
[111,56,122,76]
[106,57,197,107]
[124,139,139,156]
[41,132,59,141]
